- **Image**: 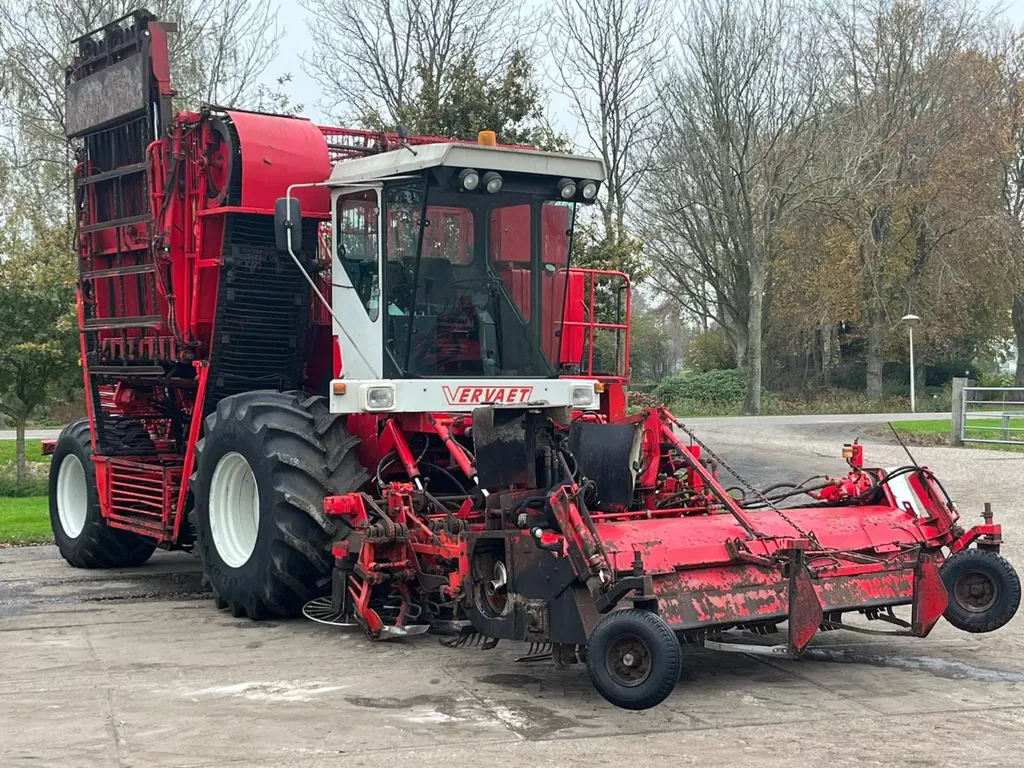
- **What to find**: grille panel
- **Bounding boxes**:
[207,214,319,409]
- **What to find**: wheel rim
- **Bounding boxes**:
[605,634,654,688]
[56,454,88,539]
[209,452,260,568]
[954,571,998,613]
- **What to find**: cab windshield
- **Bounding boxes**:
[376,181,575,378]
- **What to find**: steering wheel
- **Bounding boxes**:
[449,276,506,290]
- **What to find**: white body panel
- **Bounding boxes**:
[885,469,924,517]
[320,143,609,406]
[326,143,605,189]
[330,378,602,414]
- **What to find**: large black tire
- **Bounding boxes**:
[192,390,368,620]
[940,548,1021,633]
[586,609,682,710]
[102,418,158,456]
[48,419,158,568]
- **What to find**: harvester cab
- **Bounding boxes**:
[50,8,1021,714]
[273,134,608,416]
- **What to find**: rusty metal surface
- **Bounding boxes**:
[594,504,939,574]
[66,52,147,137]
[652,564,918,631]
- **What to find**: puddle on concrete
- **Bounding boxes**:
[804,648,1024,682]
[346,694,444,709]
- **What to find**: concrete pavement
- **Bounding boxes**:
[2,417,1024,767]
[0,428,63,441]
[0,413,950,442]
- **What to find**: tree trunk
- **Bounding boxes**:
[733,331,748,370]
[743,265,765,415]
[810,327,822,387]
[866,306,885,400]
[15,421,26,486]
[861,215,889,400]
[1015,292,1024,387]
[822,323,835,387]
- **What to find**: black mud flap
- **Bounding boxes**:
[567,421,642,509]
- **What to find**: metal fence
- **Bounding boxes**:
[959,387,1024,445]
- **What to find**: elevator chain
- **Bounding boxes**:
[667,414,822,548]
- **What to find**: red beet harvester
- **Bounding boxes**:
[47,10,1020,709]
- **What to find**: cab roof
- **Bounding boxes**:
[326,142,606,187]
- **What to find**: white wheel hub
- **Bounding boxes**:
[56,453,88,539]
[209,451,261,568]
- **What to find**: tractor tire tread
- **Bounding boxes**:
[50,419,157,569]
[192,390,368,620]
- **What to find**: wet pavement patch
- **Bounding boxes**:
[475,673,543,687]
[804,647,1024,682]
[345,694,445,709]
[0,567,208,620]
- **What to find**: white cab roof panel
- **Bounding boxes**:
[326,142,606,186]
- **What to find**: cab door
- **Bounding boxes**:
[332,186,384,379]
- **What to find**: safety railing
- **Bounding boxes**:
[561,268,632,380]
[959,387,1024,445]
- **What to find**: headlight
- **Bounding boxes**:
[459,168,480,191]
[364,385,396,411]
[557,178,577,199]
[581,180,599,200]
[483,171,503,194]
[570,384,597,408]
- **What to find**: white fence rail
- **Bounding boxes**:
[958,387,1024,445]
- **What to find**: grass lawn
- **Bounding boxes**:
[0,439,51,544]
[886,418,1024,452]
[0,496,52,545]
[0,439,45,464]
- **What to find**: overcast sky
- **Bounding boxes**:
[262,0,1024,148]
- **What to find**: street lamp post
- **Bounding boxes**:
[902,314,921,413]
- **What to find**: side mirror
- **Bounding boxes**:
[274,197,302,253]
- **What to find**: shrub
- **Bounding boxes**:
[686,329,735,373]
[654,369,747,405]
[0,461,49,497]
[977,370,1015,388]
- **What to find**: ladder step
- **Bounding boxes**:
[76,161,148,187]
[79,213,150,234]
[83,315,161,331]
[82,264,156,280]
[105,515,167,538]
[89,365,166,377]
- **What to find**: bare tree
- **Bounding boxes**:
[643,0,828,414]
[0,0,282,167]
[815,0,994,398]
[992,27,1024,386]
[168,0,283,109]
[549,0,666,233]
[302,0,526,126]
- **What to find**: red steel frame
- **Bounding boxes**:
[65,13,528,544]
[325,403,997,647]
[70,115,614,548]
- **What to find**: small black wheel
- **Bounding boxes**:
[586,609,681,710]
[940,549,1021,633]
